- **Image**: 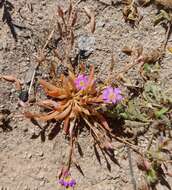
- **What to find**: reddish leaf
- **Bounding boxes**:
[25,111,36,119]
[36,103,72,121]
[37,100,59,109]
[70,11,77,27]
[46,90,67,99]
[69,118,75,137]
[63,116,70,134]
[86,96,103,104]
[39,79,60,91]
[57,6,64,19]
[57,22,63,38]
[96,113,111,132]
[62,76,72,95]
[1,75,21,90]
[81,107,90,115]
[58,166,69,179]
[67,76,76,91]
[86,65,94,91]
[73,103,82,114]
[68,2,73,22]
[80,63,86,73]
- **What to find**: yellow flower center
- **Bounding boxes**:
[79,81,84,86]
[65,176,71,182]
[108,92,116,101]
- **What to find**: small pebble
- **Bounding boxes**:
[28,153,32,159]
[19,90,29,102]
[38,14,43,19]
[23,126,28,132]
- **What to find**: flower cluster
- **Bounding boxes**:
[59,178,76,188]
[75,74,123,104]
[59,172,76,188]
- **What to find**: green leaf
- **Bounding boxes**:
[154,10,171,26]
[146,168,158,185]
[120,99,148,122]
[155,107,169,119]
[120,112,129,119]
[143,63,151,72]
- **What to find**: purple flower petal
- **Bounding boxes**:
[63,181,69,187]
[59,179,65,186]
[102,87,123,104]
[59,178,69,187]
[103,87,113,96]
[69,179,76,187]
[75,74,89,90]
[116,94,123,101]
[114,88,121,94]
[111,97,117,104]
[102,87,113,102]
[114,88,123,102]
[59,172,76,188]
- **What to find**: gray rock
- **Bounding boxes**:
[78,35,95,58]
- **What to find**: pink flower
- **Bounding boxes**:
[75,74,88,90]
[58,172,76,188]
[102,87,123,104]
